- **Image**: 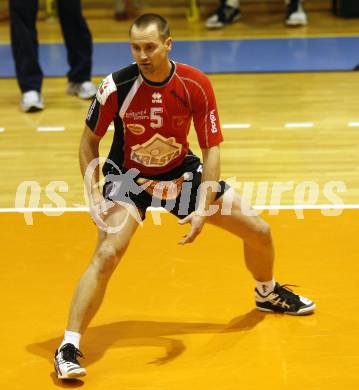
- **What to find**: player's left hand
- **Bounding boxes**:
[178,212,206,245]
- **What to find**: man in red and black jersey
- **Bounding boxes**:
[54,13,315,380]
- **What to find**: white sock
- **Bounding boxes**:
[59,330,81,350]
[226,0,239,9]
[255,278,275,296]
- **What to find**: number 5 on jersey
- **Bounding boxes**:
[150,107,163,129]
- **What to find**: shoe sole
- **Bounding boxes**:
[58,371,87,380]
[21,105,44,113]
[78,93,96,100]
[28,107,43,112]
[54,362,87,380]
[256,303,316,315]
[67,90,95,100]
[285,19,307,26]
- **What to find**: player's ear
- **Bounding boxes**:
[165,36,173,52]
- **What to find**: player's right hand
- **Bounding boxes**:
[89,191,114,225]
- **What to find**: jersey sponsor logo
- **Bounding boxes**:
[98,80,109,95]
[127,123,145,135]
[209,109,218,133]
[124,109,150,120]
[130,133,182,167]
[96,74,117,106]
[152,92,162,104]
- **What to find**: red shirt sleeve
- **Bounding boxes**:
[188,71,223,149]
[85,74,119,137]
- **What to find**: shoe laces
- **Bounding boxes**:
[274,284,301,305]
[60,344,84,364]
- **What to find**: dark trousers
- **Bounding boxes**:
[9,0,93,93]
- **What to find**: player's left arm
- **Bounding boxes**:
[200,144,221,209]
[178,70,223,245]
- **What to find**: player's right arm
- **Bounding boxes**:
[79,125,103,205]
[81,74,119,218]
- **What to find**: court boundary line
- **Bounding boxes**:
[1,205,359,213]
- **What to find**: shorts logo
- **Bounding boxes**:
[127,123,145,135]
[130,133,182,167]
[209,109,218,133]
[152,92,162,104]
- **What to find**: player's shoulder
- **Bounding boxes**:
[112,63,140,86]
[174,62,210,84]
[96,64,139,105]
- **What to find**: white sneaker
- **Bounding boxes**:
[20,90,44,112]
[285,1,307,26]
[54,343,87,380]
[67,81,97,100]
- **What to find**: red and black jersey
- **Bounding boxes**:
[86,61,223,178]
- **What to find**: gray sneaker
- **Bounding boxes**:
[67,81,97,100]
[21,90,44,112]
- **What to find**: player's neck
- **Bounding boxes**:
[144,60,173,83]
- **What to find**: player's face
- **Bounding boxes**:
[130,24,172,80]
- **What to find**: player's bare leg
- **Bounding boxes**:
[208,189,315,315]
[54,203,140,379]
[67,204,140,334]
[208,189,273,281]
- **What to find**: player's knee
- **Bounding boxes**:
[253,220,272,246]
[93,241,124,276]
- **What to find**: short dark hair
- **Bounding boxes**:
[129,13,170,41]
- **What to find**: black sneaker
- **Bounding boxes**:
[54,343,87,379]
[255,283,315,315]
[205,0,241,29]
[285,0,307,26]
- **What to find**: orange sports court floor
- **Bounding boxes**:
[1,209,359,389]
[1,2,359,389]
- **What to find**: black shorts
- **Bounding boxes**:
[103,155,229,220]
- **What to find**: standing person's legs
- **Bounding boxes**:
[57,0,92,85]
[9,0,42,93]
[9,0,44,112]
